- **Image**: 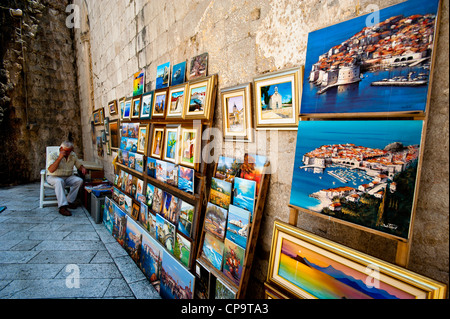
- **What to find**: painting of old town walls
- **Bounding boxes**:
[289,120,424,239]
[301,0,440,115]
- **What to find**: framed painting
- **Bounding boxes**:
[189,52,208,80]
[167,83,188,119]
[108,100,118,115]
[140,91,153,119]
[253,67,302,129]
[179,126,201,170]
[156,62,170,89]
[150,126,165,159]
[300,0,441,117]
[137,124,148,155]
[93,110,101,125]
[123,97,132,121]
[131,95,142,119]
[289,120,425,240]
[133,69,145,96]
[163,126,180,164]
[152,88,168,119]
[221,83,253,142]
[268,220,447,299]
[171,61,186,86]
[184,74,217,121]
[201,232,225,271]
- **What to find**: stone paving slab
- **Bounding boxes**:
[0,182,160,299]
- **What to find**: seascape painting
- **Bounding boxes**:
[171,61,186,86]
[202,232,225,271]
[156,62,170,89]
[301,0,440,115]
[103,197,114,234]
[232,177,256,216]
[276,236,414,299]
[160,249,194,299]
[289,120,424,239]
[178,166,194,194]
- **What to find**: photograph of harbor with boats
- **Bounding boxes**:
[290,120,424,239]
[301,0,439,115]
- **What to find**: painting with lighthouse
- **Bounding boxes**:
[301,0,440,115]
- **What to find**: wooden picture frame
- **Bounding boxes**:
[167,83,188,119]
[93,110,101,125]
[109,119,119,150]
[140,91,153,119]
[221,83,253,142]
[179,126,201,170]
[131,95,142,119]
[98,108,105,124]
[184,74,217,121]
[253,67,302,130]
[152,88,169,119]
[108,100,118,115]
[268,220,447,299]
[137,124,149,155]
[150,126,165,159]
[163,125,180,164]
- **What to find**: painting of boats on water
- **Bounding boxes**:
[301,0,440,115]
[226,204,250,249]
[160,249,194,299]
[289,120,424,239]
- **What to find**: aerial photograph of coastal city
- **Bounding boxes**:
[301,0,439,114]
[290,120,423,239]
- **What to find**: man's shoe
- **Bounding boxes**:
[59,206,72,216]
[68,202,79,209]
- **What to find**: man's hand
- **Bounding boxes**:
[80,166,87,175]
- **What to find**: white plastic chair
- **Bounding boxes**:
[39,146,75,208]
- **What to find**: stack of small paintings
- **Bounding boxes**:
[199,153,267,294]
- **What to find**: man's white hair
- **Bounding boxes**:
[60,141,74,149]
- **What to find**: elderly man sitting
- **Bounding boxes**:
[47,141,87,216]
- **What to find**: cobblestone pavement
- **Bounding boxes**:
[0,182,160,299]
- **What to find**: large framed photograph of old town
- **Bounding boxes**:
[300,0,441,117]
[289,120,424,240]
[267,221,447,299]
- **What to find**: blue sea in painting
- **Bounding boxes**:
[301,0,439,114]
[203,243,223,271]
[172,61,186,86]
[289,120,423,210]
[178,176,193,194]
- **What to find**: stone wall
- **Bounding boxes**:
[74,0,449,298]
[0,0,82,186]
